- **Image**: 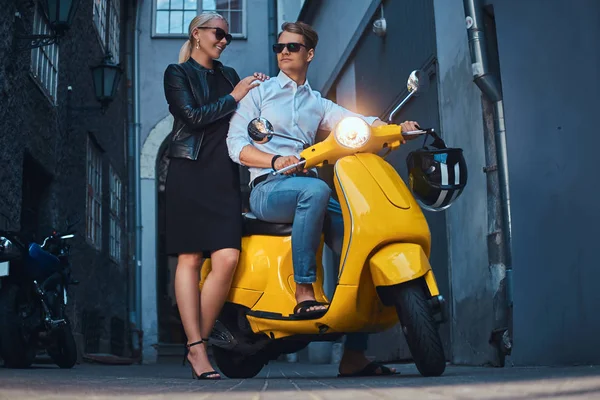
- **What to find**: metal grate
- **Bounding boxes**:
[82,309,105,354]
[110,316,126,356]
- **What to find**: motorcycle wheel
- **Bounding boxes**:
[394,279,446,377]
[0,283,36,368]
[47,325,77,368]
[212,347,266,379]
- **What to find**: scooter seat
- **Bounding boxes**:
[242,212,292,237]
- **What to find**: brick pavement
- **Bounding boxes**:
[1,361,599,399]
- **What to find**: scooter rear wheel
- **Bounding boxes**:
[394,279,446,377]
[212,347,266,379]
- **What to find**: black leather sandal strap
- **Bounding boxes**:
[198,371,220,379]
[186,339,204,348]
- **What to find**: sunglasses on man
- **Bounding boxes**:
[272,42,308,53]
[197,27,232,45]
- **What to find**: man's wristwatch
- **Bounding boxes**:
[271,155,282,170]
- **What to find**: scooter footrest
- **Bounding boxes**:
[247,310,326,321]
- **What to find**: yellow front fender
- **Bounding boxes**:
[369,243,440,296]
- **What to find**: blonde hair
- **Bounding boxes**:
[178,12,228,63]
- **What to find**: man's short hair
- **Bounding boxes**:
[278,21,319,50]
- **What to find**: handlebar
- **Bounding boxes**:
[41,232,76,248]
[402,128,435,136]
[269,127,439,176]
[272,160,307,176]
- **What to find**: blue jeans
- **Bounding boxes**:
[249,174,368,351]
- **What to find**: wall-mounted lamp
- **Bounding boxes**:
[67,53,123,115]
[13,0,80,51]
[373,4,387,37]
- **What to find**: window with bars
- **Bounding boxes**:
[86,139,103,250]
[108,0,120,62]
[93,0,107,43]
[154,0,245,38]
[94,0,120,63]
[30,6,59,103]
[109,166,122,262]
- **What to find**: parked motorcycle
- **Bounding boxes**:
[0,224,79,368]
[201,70,467,379]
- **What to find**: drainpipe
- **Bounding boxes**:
[126,0,143,359]
[463,0,513,364]
[267,0,278,76]
[125,0,138,357]
[134,0,143,355]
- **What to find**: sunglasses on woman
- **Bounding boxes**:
[197,27,232,45]
[272,42,308,53]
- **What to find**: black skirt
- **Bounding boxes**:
[165,69,242,257]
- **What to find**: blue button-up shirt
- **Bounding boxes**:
[227,71,379,184]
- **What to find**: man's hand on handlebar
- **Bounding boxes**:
[373,119,422,144]
[274,155,306,175]
[400,120,422,144]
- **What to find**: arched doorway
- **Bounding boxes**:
[139,114,173,363]
[155,138,186,345]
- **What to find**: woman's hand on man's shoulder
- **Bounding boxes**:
[252,72,270,82]
[230,73,270,102]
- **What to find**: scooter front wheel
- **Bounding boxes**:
[394,279,446,377]
[212,347,266,379]
[47,324,78,368]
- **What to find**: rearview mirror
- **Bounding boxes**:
[388,69,430,122]
[247,117,310,149]
[65,213,82,232]
[248,117,274,144]
[407,69,429,96]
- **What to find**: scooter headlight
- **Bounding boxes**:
[334,117,371,149]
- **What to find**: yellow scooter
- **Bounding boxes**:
[201,70,466,378]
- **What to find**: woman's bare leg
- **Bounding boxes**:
[199,248,239,340]
[175,249,238,378]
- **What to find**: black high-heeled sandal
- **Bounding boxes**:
[183,339,221,380]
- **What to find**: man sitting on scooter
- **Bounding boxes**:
[227,21,419,377]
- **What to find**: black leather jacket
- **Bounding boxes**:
[163,58,240,160]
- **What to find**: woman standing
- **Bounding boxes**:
[163,12,267,380]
